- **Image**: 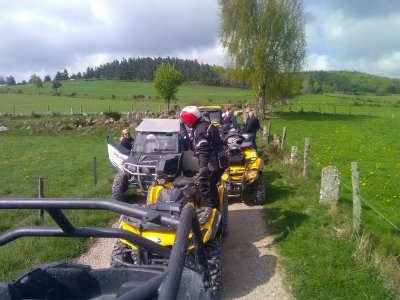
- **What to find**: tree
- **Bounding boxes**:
[52,80,62,94]
[5,76,16,85]
[218,0,306,118]
[153,64,183,111]
[44,75,51,82]
[0,76,5,85]
[30,74,43,91]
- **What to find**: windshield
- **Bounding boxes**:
[209,111,222,123]
[133,132,179,153]
[200,110,222,124]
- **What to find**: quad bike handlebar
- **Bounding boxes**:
[0,198,211,300]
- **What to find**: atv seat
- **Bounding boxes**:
[172,151,199,195]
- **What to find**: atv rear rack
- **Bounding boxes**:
[0,198,211,300]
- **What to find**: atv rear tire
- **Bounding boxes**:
[206,237,222,297]
[110,240,136,267]
[112,172,129,202]
[220,188,229,239]
[253,173,266,205]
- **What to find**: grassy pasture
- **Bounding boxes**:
[0,124,116,280]
[260,98,399,298]
[0,80,254,114]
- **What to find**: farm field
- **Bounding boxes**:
[0,80,254,114]
[0,83,399,298]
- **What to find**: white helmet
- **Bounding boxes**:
[180,106,201,127]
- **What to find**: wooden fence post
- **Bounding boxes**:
[13,105,16,116]
[303,138,311,178]
[38,177,44,222]
[266,121,271,143]
[281,126,287,150]
[93,157,97,185]
[352,162,362,234]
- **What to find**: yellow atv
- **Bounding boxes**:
[221,131,266,205]
[111,151,228,296]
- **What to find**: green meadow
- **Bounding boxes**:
[0,80,254,114]
[0,82,399,298]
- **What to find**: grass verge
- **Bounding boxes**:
[263,145,398,299]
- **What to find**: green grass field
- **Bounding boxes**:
[0,80,254,114]
[0,82,399,298]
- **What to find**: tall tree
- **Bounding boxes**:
[5,76,16,85]
[30,74,43,91]
[153,64,183,111]
[219,0,306,118]
[52,80,62,94]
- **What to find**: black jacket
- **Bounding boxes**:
[121,137,134,150]
[244,116,260,134]
[192,119,227,171]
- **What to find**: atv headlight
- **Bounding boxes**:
[124,164,137,174]
[246,170,258,179]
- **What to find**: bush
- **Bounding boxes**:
[104,111,121,121]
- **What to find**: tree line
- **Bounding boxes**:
[2,64,400,97]
[55,57,227,87]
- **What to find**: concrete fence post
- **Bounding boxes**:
[273,134,280,147]
[93,157,97,185]
[352,162,362,234]
[290,146,298,164]
[281,126,287,150]
[38,177,44,222]
[319,166,340,209]
[262,126,268,140]
[303,138,311,178]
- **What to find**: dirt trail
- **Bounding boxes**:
[76,203,292,299]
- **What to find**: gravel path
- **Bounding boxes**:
[76,203,292,299]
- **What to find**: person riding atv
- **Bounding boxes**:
[221,127,266,205]
[111,150,228,297]
[107,118,189,201]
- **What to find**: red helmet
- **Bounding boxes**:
[225,105,232,110]
[180,106,201,128]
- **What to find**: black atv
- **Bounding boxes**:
[107,118,189,202]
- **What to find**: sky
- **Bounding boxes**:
[0,0,399,83]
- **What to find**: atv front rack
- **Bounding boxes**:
[0,198,211,300]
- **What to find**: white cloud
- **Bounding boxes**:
[1,0,400,82]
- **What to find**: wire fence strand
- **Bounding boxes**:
[273,135,400,234]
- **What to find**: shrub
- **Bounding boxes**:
[104,111,121,121]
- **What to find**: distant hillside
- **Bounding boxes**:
[4,55,400,96]
[302,70,400,95]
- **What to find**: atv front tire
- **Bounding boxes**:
[112,171,129,202]
[253,173,266,205]
[110,240,136,267]
[206,238,222,297]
